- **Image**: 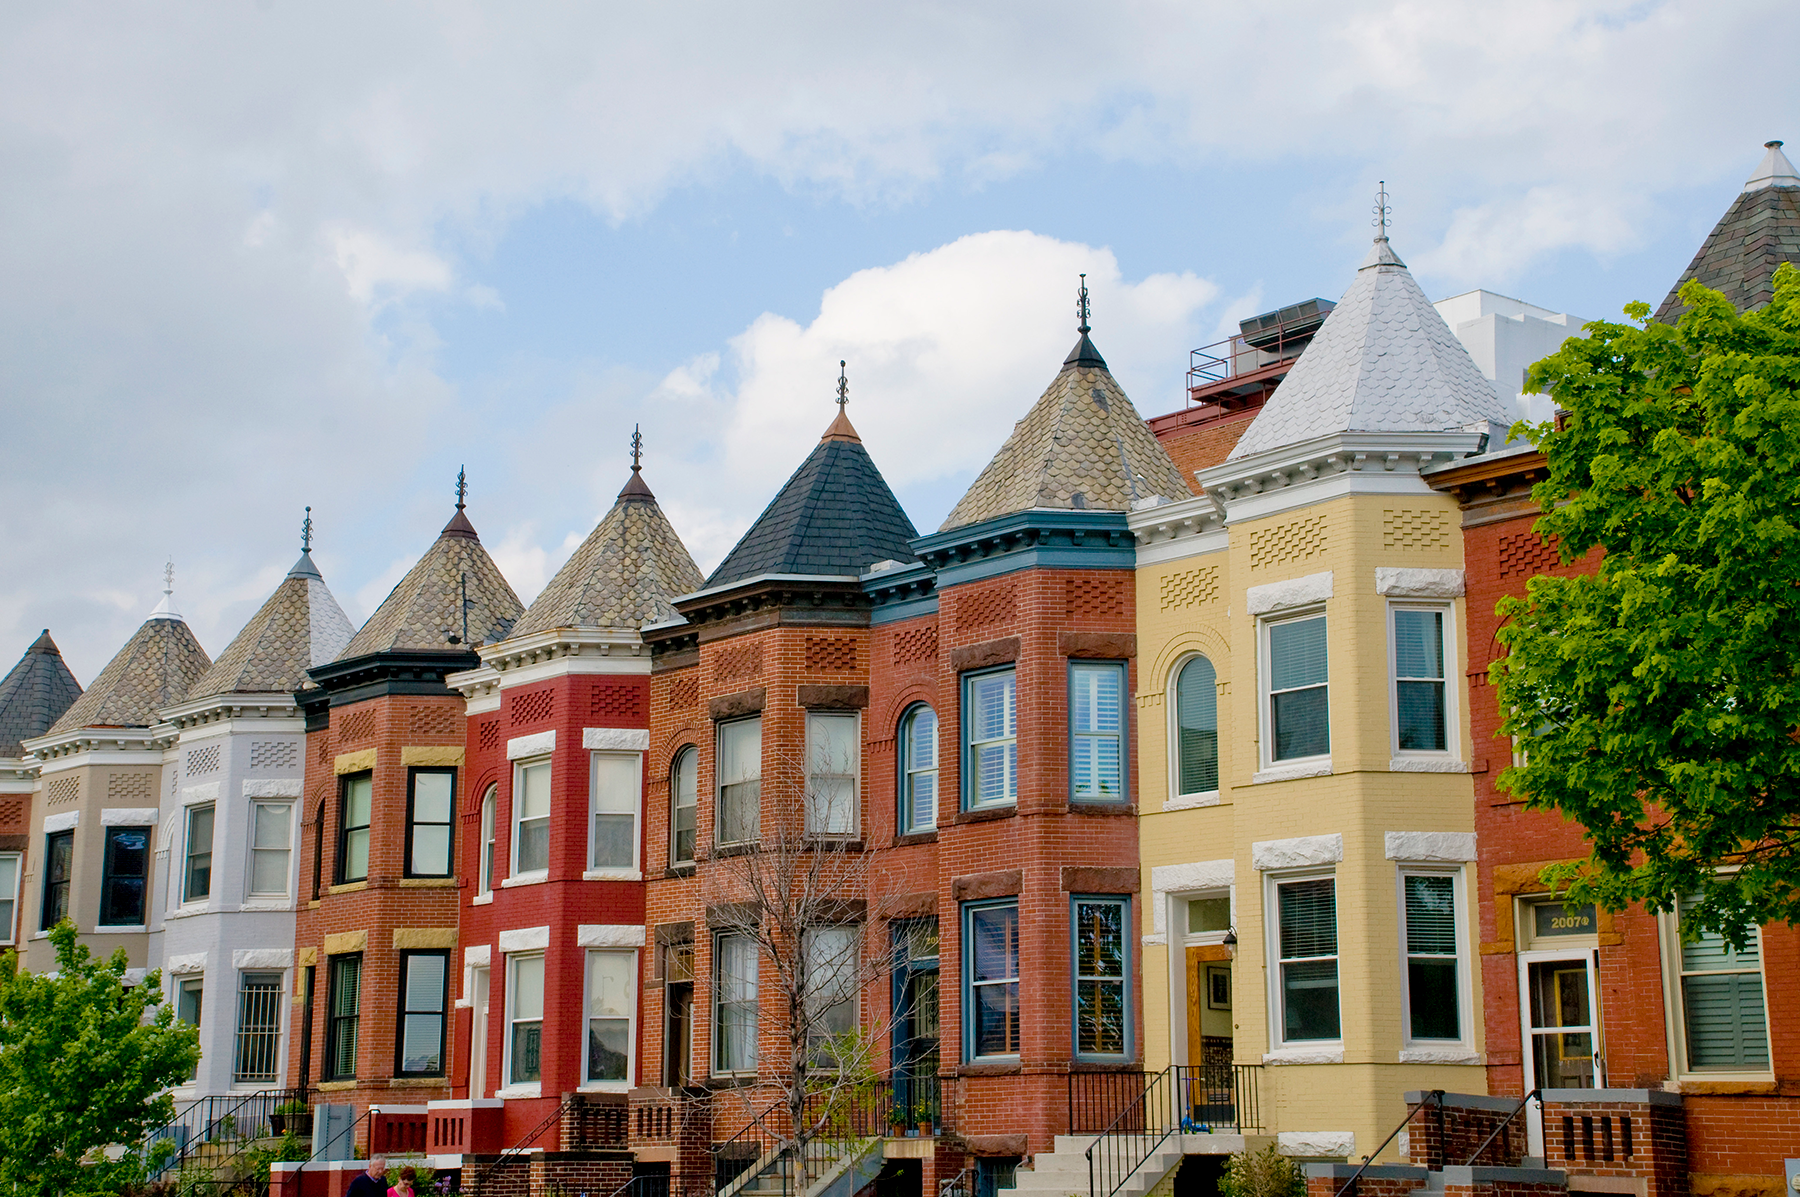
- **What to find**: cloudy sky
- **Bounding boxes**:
[5,1,1796,684]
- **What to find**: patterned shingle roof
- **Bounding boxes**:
[338,506,524,659]
[1656,143,1800,323]
[940,337,1190,531]
[1226,237,1509,461]
[47,614,211,734]
[189,553,355,699]
[511,470,705,636]
[0,631,83,757]
[707,413,919,587]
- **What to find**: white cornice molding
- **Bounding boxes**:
[24,724,177,763]
[458,627,650,693]
[159,692,301,731]
[1129,493,1229,566]
[1197,430,1487,525]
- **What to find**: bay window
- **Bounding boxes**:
[716,718,761,846]
[1264,614,1329,763]
[963,669,1017,810]
[512,759,551,876]
[1070,662,1126,802]
[805,712,858,837]
[1275,876,1339,1042]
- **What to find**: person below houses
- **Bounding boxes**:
[346,1157,388,1197]
[389,1165,419,1197]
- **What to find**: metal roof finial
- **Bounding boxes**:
[163,559,174,596]
[630,424,644,471]
[836,360,849,410]
[1077,273,1091,334]
[1373,181,1392,241]
[301,506,313,553]
[455,465,468,511]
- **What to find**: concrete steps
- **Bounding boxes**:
[1000,1135,1185,1197]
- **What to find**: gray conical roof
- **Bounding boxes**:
[0,632,83,757]
[940,336,1189,531]
[189,555,354,698]
[1226,237,1509,461]
[48,613,210,734]
[511,470,705,635]
[1656,141,1800,323]
[338,504,523,658]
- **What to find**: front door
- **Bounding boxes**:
[893,920,940,1126]
[1186,950,1234,1128]
[1520,952,1603,1155]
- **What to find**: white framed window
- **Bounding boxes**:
[962,668,1017,810]
[1270,873,1339,1045]
[805,711,858,838]
[505,953,545,1088]
[670,746,698,866]
[803,924,859,1065]
[1391,605,1454,757]
[963,899,1019,1060]
[585,949,637,1086]
[0,853,17,944]
[899,705,937,834]
[247,802,293,898]
[184,804,216,903]
[177,975,204,1082]
[716,718,761,845]
[512,758,551,878]
[713,932,759,1076]
[1261,612,1329,765]
[589,752,641,873]
[1070,662,1127,802]
[1661,897,1770,1078]
[1171,655,1219,801]
[1399,868,1469,1047]
[233,971,284,1083]
[477,785,497,896]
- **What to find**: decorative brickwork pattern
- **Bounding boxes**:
[510,689,554,726]
[1159,564,1221,611]
[476,719,500,751]
[1065,577,1125,620]
[1249,515,1328,570]
[1498,531,1563,579]
[893,624,938,665]
[248,740,300,770]
[185,743,222,775]
[315,734,332,764]
[0,797,25,830]
[804,637,858,672]
[667,675,699,711]
[958,584,1017,630]
[591,683,647,722]
[714,643,763,682]
[46,775,79,806]
[409,704,460,738]
[106,773,154,803]
[1383,508,1453,552]
[337,707,376,744]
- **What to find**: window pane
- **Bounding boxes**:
[102,826,150,925]
[406,954,447,1011]
[480,789,496,892]
[1396,681,1448,751]
[1282,959,1340,1040]
[593,814,634,868]
[518,761,551,821]
[511,955,545,1084]
[975,743,1016,805]
[672,747,698,864]
[1269,617,1328,691]
[1408,959,1460,1040]
[716,934,759,1073]
[973,981,1019,1057]
[1404,876,1457,955]
[970,906,1018,983]
[718,719,762,786]
[1187,896,1230,934]
[1077,978,1125,1055]
[512,955,544,1021]
[401,955,446,1074]
[1394,610,1444,678]
[411,825,451,876]
[1176,656,1219,795]
[511,1022,542,1083]
[593,754,637,815]
[344,827,370,881]
[1683,973,1769,1068]
[1279,879,1337,959]
[344,776,372,828]
[1075,900,1127,1056]
[253,803,291,850]
[412,772,453,823]
[904,707,938,833]
[1072,665,1122,734]
[1272,687,1330,760]
[186,806,216,901]
[972,673,1015,741]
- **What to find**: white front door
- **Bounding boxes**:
[470,966,490,1099]
[1519,951,1603,1156]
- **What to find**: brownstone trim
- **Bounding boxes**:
[882,891,937,919]
[0,834,25,852]
[1065,802,1136,817]
[815,899,867,924]
[709,688,767,720]
[1059,632,1137,659]
[1061,866,1139,894]
[653,647,700,673]
[797,684,869,710]
[953,806,1016,826]
[951,870,1022,901]
[706,901,761,928]
[655,921,695,945]
[891,831,938,848]
[1068,1061,1142,1072]
[949,637,1020,673]
[961,1131,1028,1153]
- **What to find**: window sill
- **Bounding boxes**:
[1667,1076,1777,1093]
[578,1081,631,1093]
[501,874,547,888]
[166,905,211,920]
[954,806,1017,826]
[1262,1046,1344,1065]
[1066,802,1135,816]
[470,893,494,906]
[1252,762,1332,785]
[1389,757,1469,774]
[29,931,50,940]
[1398,1047,1481,1065]
[713,842,760,859]
[328,881,367,895]
[1069,1060,1140,1072]
[495,1083,541,1099]
[583,868,644,882]
[316,1080,358,1092]
[893,831,938,847]
[388,1075,447,1087]
[705,1074,762,1089]
[1163,791,1222,812]
[399,877,458,887]
[955,1060,1021,1077]
[664,864,697,878]
[93,924,147,934]
[238,899,295,912]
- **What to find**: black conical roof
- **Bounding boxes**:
[1657,146,1800,322]
[0,632,83,757]
[706,416,918,587]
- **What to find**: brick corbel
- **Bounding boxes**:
[709,688,767,720]
[949,638,1019,673]
[951,869,1022,901]
[1059,632,1136,659]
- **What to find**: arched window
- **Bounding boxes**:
[899,705,938,834]
[1174,656,1219,798]
[478,785,497,896]
[670,746,698,867]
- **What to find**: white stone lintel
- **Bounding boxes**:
[577,924,646,948]
[43,811,78,833]
[234,948,294,971]
[1384,831,1477,862]
[101,807,158,826]
[181,781,221,803]
[506,731,556,760]
[244,778,303,798]
[583,728,650,752]
[464,944,491,968]
[1253,833,1343,871]
[1149,859,1234,934]
[498,926,550,954]
[167,952,208,976]
[1247,571,1333,616]
[1375,567,1465,599]
[1277,1130,1356,1158]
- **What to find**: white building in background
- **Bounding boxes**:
[1435,290,1588,426]
[150,538,352,1101]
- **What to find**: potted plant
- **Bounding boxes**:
[887,1103,909,1137]
[271,1099,312,1137]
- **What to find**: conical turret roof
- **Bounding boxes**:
[47,605,211,734]
[512,467,705,635]
[189,551,355,699]
[1656,140,1800,323]
[707,407,919,587]
[940,332,1189,531]
[338,499,524,658]
[0,631,83,757]
[1226,236,1509,461]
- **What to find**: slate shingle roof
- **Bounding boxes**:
[0,631,83,757]
[189,552,355,699]
[511,470,705,636]
[707,414,919,587]
[1656,143,1800,323]
[1226,237,1509,461]
[338,506,524,659]
[47,613,211,734]
[939,336,1190,531]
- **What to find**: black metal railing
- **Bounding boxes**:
[1467,1089,1539,1166]
[469,1093,577,1194]
[144,1087,303,1178]
[714,1074,941,1197]
[1069,1065,1261,1135]
[1332,1090,1442,1197]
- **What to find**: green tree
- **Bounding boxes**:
[1493,263,1800,945]
[0,920,200,1196]
[1217,1143,1304,1197]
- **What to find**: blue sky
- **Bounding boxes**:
[3,1,1796,684]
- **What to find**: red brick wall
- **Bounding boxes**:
[1147,407,1258,488]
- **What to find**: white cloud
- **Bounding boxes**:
[325,224,454,304]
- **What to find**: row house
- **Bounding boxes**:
[0,632,82,949]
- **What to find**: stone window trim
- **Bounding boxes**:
[953,806,1017,827]
[709,688,767,721]
[1374,567,1465,599]
[506,730,556,760]
[1059,632,1137,660]
[951,870,1022,902]
[892,831,939,848]
[1246,570,1333,617]
[1060,866,1139,894]
[949,637,1020,674]
[798,685,869,710]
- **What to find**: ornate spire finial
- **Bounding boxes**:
[836,360,849,410]
[455,466,468,511]
[1077,273,1091,334]
[163,559,174,595]
[301,505,313,553]
[1372,180,1392,240]
[630,424,643,471]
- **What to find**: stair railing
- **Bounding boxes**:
[1084,1065,1181,1197]
[147,1086,294,1179]
[938,1166,971,1197]
[713,1095,788,1196]
[1465,1089,1541,1167]
[1332,1090,1443,1197]
[468,1092,578,1194]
